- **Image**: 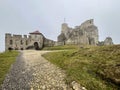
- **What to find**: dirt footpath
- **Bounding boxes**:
[1,50,69,90]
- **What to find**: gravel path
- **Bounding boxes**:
[1,50,70,90]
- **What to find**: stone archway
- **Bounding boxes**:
[34,42,39,50]
[8,47,13,51]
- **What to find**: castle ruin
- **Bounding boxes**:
[57,19,99,45]
[57,19,113,46]
[5,19,114,51]
[5,31,55,50]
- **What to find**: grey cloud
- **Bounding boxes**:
[0,0,120,51]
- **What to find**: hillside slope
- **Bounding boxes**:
[43,45,120,90]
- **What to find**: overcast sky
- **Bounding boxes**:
[0,0,120,52]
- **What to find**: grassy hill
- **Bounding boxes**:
[0,51,19,85]
[43,45,120,90]
[43,45,78,50]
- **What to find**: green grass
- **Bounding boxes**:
[43,45,78,50]
[0,51,19,85]
[43,45,120,90]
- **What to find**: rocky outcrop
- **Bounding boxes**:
[104,37,113,45]
[98,37,114,46]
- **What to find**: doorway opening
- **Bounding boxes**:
[34,42,39,50]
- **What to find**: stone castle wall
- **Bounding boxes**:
[5,34,27,50]
[5,31,55,50]
[58,19,99,45]
[5,19,114,50]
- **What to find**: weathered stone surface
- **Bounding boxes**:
[5,31,55,51]
[104,37,113,45]
[58,33,66,42]
[57,19,99,46]
[98,37,114,46]
[71,81,87,90]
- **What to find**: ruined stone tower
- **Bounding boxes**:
[58,19,99,45]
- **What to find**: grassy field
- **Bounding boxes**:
[43,45,78,50]
[43,45,120,90]
[0,51,19,85]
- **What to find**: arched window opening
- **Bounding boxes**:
[8,47,13,51]
[34,42,39,50]
[21,40,23,45]
[26,40,28,45]
[10,40,13,45]
[21,48,23,50]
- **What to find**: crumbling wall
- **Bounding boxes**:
[57,19,99,46]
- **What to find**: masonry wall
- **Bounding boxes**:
[58,19,99,46]
[5,33,55,50]
[44,38,56,47]
[5,33,29,50]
